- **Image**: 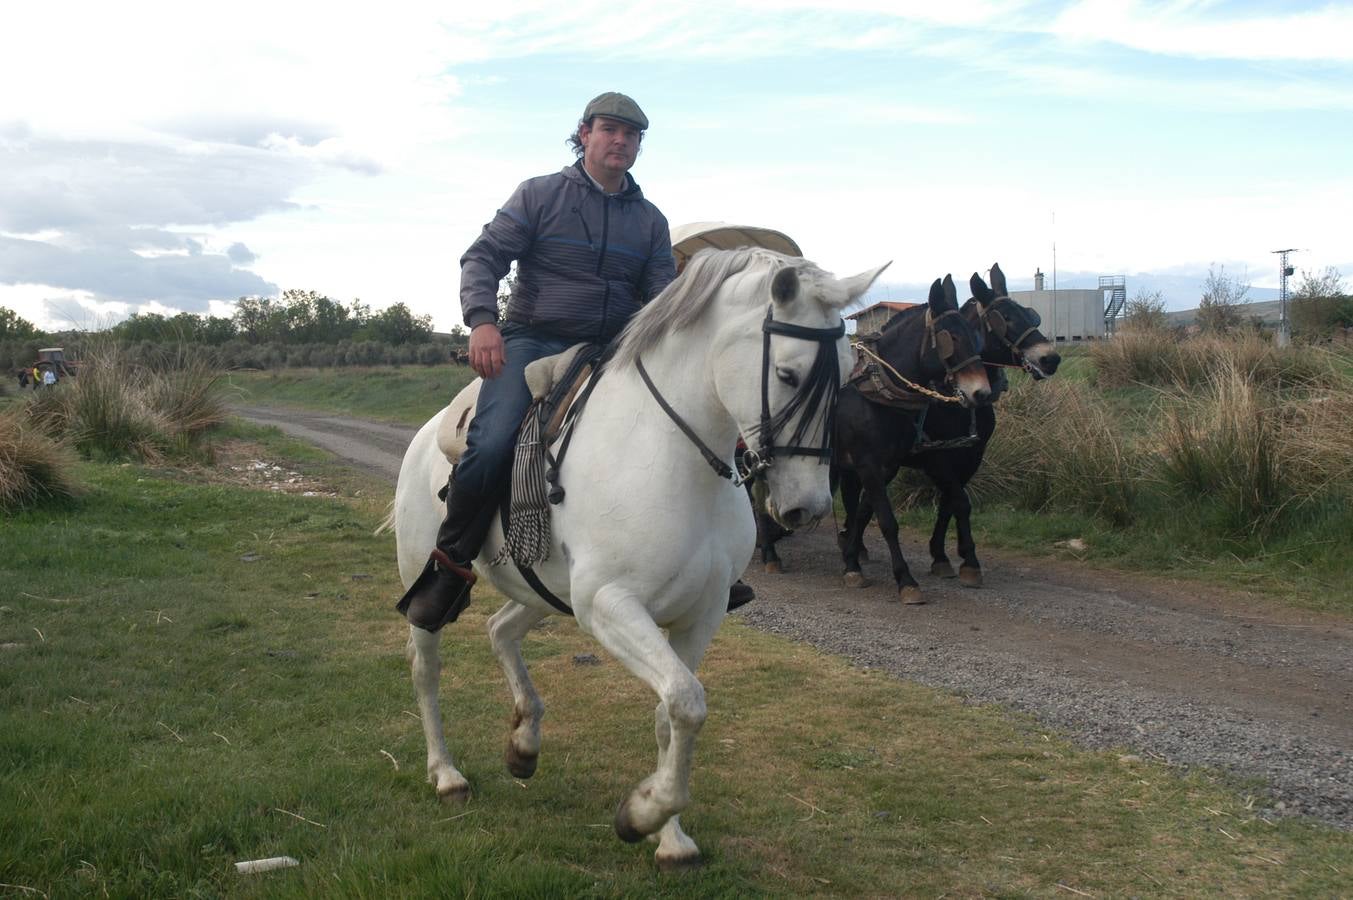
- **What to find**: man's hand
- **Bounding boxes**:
[469,323,505,379]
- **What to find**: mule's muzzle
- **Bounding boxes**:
[1022,344,1061,380]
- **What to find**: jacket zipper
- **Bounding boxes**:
[596,196,611,336]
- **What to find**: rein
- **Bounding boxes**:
[637,304,845,486]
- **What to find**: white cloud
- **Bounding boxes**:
[1051,0,1353,63]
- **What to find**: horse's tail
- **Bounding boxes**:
[373,499,397,536]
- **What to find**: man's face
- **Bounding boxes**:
[580,116,641,178]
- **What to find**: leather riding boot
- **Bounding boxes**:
[728,579,755,611]
[396,481,497,632]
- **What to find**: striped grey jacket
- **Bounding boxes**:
[460,160,677,342]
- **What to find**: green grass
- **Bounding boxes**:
[227,366,476,426]
[1,435,1350,897]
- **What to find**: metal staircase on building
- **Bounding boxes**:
[1100,275,1127,334]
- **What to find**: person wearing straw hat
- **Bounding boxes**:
[398,92,722,631]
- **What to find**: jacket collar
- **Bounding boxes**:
[565,159,643,199]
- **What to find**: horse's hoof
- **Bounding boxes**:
[930,561,957,578]
[959,567,983,588]
[614,798,648,844]
[506,742,538,779]
[764,560,783,575]
[656,850,704,872]
[898,586,926,605]
[435,780,470,804]
[842,571,869,589]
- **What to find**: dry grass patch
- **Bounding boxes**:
[0,407,79,509]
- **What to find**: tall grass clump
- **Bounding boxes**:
[23,342,227,463]
[971,379,1139,525]
[1093,331,1338,391]
[0,409,79,509]
[1155,361,1353,535]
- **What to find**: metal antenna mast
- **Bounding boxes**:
[1272,248,1297,347]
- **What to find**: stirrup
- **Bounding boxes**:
[396,550,476,632]
[728,580,755,612]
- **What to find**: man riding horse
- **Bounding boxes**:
[398,92,754,632]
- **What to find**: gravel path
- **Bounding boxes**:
[236,404,1353,830]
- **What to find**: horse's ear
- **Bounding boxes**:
[771,267,799,305]
[835,261,891,306]
[970,272,992,306]
[990,262,1007,295]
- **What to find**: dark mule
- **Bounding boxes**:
[832,274,992,602]
[837,263,1059,598]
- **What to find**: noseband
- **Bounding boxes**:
[636,304,845,486]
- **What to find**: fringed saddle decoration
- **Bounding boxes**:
[492,343,607,568]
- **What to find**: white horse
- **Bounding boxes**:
[391,247,887,868]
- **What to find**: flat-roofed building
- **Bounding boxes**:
[847,301,917,336]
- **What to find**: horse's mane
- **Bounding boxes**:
[611,247,790,370]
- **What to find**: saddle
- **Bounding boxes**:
[434,343,597,465]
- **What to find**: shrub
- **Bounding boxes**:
[23,342,226,463]
[910,379,1140,525]
[1092,331,1338,392]
[0,409,79,509]
[1155,360,1353,535]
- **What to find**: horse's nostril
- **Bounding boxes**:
[1043,355,1061,373]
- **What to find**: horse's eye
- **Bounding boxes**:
[776,367,800,388]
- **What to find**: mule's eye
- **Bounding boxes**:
[776,367,800,388]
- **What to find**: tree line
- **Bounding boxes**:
[1120,265,1351,337]
[1,290,471,373]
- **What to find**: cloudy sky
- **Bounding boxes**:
[2,1,1350,332]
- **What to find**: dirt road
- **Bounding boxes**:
[235,405,1353,829]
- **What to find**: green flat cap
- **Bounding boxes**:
[583,92,648,130]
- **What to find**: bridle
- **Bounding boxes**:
[925,307,983,378]
[636,303,845,486]
[976,295,1045,376]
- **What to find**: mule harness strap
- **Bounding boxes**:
[925,307,983,374]
[911,404,981,453]
[982,296,1040,350]
[850,341,964,405]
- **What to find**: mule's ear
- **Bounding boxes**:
[942,273,959,309]
[990,262,1007,295]
[971,271,992,306]
[771,266,800,305]
[927,278,944,310]
[833,258,887,307]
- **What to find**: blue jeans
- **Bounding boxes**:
[452,323,576,495]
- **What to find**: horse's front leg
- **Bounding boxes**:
[407,626,470,802]
[647,614,721,870]
[585,585,710,849]
[952,485,983,587]
[486,600,549,778]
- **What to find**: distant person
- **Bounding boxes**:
[18,368,29,388]
[31,366,40,390]
[42,368,56,388]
